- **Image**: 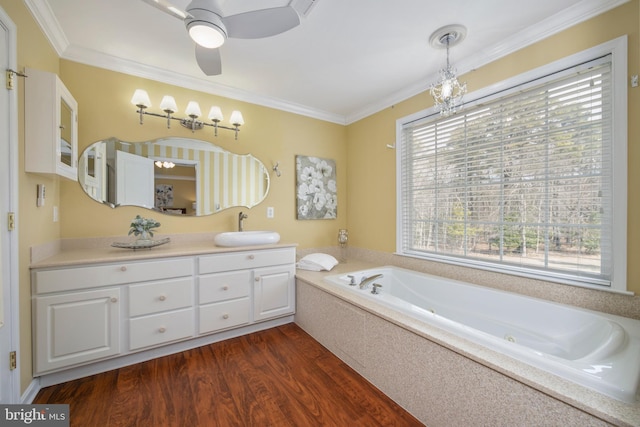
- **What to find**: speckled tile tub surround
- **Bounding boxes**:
[295,247,640,426]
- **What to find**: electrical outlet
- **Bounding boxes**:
[53,206,59,222]
[266,207,274,218]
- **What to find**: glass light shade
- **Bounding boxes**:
[188,24,226,49]
[441,79,453,99]
[185,101,202,118]
[208,106,223,121]
[230,110,244,126]
[160,96,178,113]
[131,89,151,108]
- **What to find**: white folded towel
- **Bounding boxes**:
[296,253,339,271]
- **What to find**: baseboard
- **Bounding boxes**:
[21,378,41,404]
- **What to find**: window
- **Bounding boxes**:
[397,39,627,292]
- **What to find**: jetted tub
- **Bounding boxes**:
[324,266,640,403]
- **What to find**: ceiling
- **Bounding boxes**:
[26,0,626,124]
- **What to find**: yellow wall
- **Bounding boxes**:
[3,0,639,397]
[346,1,640,295]
[58,62,348,245]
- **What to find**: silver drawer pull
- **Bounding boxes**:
[159,295,167,301]
[222,285,229,291]
[248,254,255,260]
[159,327,166,333]
[255,277,260,282]
[110,297,118,303]
[222,314,229,319]
[120,266,127,272]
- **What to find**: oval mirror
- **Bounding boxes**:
[78,137,270,216]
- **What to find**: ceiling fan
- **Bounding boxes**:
[140,0,303,76]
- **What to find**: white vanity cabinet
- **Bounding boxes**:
[198,247,296,331]
[31,245,296,379]
[25,67,78,181]
[32,257,194,375]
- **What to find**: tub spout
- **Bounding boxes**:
[359,273,383,289]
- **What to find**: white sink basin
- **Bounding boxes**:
[214,231,281,247]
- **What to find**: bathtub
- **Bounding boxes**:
[324,266,640,403]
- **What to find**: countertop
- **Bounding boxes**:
[30,234,297,269]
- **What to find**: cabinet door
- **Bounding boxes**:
[24,67,78,181]
[34,288,120,374]
[253,264,295,322]
[115,150,155,208]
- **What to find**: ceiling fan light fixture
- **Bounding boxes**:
[188,23,226,48]
[185,6,227,48]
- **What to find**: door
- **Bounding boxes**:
[0,6,18,404]
[115,150,155,208]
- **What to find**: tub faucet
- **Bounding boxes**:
[238,211,248,231]
[359,273,383,289]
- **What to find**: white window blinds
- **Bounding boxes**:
[399,56,615,287]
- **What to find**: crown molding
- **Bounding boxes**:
[62,44,346,124]
[26,0,629,126]
[24,0,68,56]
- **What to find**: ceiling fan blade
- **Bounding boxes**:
[195,44,222,76]
[140,0,192,20]
[223,6,300,39]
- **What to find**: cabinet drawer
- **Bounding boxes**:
[129,278,193,316]
[198,247,295,274]
[199,270,250,304]
[35,258,194,294]
[129,308,194,350]
[199,298,250,334]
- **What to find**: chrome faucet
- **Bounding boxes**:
[238,211,248,231]
[359,273,383,289]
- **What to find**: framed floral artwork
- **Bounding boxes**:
[296,155,337,220]
[155,184,174,208]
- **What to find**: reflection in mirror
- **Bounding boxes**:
[78,137,270,216]
[60,99,73,167]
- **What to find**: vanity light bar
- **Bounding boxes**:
[131,89,244,140]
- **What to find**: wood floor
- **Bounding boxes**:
[34,323,424,426]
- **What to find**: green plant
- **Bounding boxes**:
[128,215,161,238]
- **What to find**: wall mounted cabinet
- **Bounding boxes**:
[25,67,78,181]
